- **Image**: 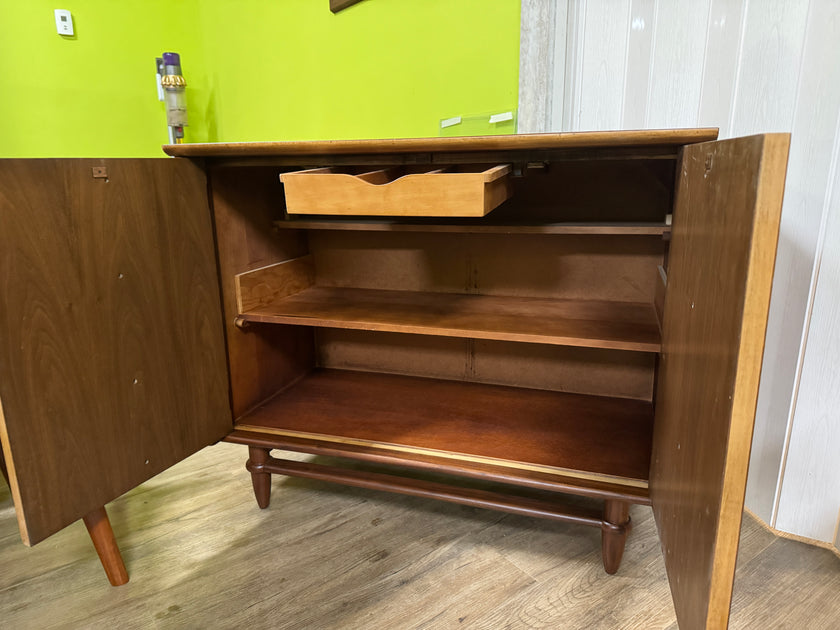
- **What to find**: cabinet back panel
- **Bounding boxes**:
[309,232,665,302]
[317,329,654,400]
[209,167,315,418]
[492,159,674,223]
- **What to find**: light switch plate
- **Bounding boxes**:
[55,9,74,36]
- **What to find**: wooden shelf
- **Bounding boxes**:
[235,369,654,488]
[273,218,670,235]
[237,286,661,352]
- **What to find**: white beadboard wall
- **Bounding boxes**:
[775,101,840,542]
[519,0,840,545]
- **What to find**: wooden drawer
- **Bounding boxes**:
[279,164,512,217]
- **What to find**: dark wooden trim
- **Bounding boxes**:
[163,129,719,158]
[243,451,635,573]
[255,454,606,528]
[273,218,670,235]
[226,430,652,505]
[602,500,632,574]
[82,507,129,586]
[201,148,680,169]
[247,447,272,509]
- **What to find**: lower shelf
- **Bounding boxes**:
[234,369,654,492]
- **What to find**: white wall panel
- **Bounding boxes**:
[521,0,840,543]
[746,0,840,530]
[575,0,631,130]
[550,2,570,132]
[730,0,809,524]
[729,0,808,135]
[557,1,585,131]
[776,125,840,540]
[645,0,711,128]
[621,0,655,128]
[698,0,747,132]
[518,0,560,133]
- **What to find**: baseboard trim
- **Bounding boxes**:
[744,507,840,559]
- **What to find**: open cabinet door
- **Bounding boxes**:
[651,134,789,629]
[0,159,231,545]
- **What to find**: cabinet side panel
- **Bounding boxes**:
[0,159,231,545]
[209,167,314,418]
[651,135,789,630]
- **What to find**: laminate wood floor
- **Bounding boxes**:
[1,442,838,629]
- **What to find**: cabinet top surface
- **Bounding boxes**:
[162,128,719,158]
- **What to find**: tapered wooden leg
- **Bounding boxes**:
[247,446,272,509]
[601,499,631,575]
[82,506,129,586]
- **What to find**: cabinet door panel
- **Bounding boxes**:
[651,135,789,630]
[0,159,231,545]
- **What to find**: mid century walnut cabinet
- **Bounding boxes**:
[0,130,789,630]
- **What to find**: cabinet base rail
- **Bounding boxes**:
[245,446,632,574]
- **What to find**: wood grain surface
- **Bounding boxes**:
[0,159,231,545]
[82,506,129,586]
[208,166,315,418]
[2,441,837,629]
[239,286,661,352]
[253,455,611,529]
[227,429,652,504]
[235,256,314,313]
[281,164,512,217]
[316,330,656,401]
[308,231,665,303]
[650,134,789,629]
[163,128,719,157]
[236,368,654,486]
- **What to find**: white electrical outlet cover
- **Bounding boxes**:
[55,9,74,36]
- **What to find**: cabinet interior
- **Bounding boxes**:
[209,155,675,498]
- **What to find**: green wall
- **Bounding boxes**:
[0,1,520,158]
[0,1,197,157]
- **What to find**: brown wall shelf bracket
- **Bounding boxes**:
[330,0,365,13]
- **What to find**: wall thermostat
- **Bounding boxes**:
[55,9,74,36]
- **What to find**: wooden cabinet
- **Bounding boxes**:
[0,130,789,630]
